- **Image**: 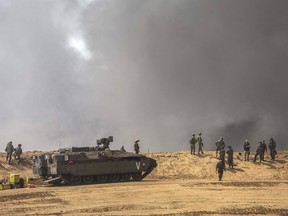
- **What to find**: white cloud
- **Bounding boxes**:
[68,34,92,60]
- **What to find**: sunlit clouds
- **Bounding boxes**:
[68,34,92,60]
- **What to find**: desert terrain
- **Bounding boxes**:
[0,151,287,216]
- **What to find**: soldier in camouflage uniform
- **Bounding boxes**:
[215,137,225,157]
[260,140,267,161]
[197,132,204,155]
[134,139,140,154]
[268,138,277,161]
[189,134,197,155]
[216,158,226,181]
[5,141,14,164]
[219,148,226,166]
[226,146,233,169]
[120,146,126,152]
[253,142,262,162]
[14,144,23,164]
[243,139,251,161]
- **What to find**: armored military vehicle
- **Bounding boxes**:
[32,136,157,185]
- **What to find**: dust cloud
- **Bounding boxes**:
[0,0,287,152]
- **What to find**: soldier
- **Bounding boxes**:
[219,148,226,166]
[197,132,204,155]
[216,158,226,181]
[5,141,14,164]
[215,137,225,157]
[260,140,267,161]
[120,146,126,152]
[14,144,23,164]
[243,139,251,161]
[253,142,262,162]
[268,138,277,161]
[134,139,140,154]
[226,146,233,169]
[189,134,197,155]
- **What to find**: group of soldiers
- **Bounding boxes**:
[189,134,278,181]
[214,137,234,181]
[119,139,140,154]
[189,132,204,155]
[4,138,139,165]
[5,141,23,165]
[242,138,277,162]
[253,138,277,162]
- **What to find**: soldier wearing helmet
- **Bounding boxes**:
[197,132,204,155]
[215,137,225,157]
[216,158,226,181]
[226,146,234,169]
[189,134,197,155]
[14,144,23,164]
[243,139,251,161]
[253,141,262,162]
[260,140,267,161]
[268,138,277,161]
[134,139,140,154]
[5,141,14,164]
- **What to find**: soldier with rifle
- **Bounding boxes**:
[197,132,204,155]
[243,139,251,161]
[216,158,226,181]
[134,139,140,154]
[268,138,277,161]
[5,141,14,164]
[215,137,225,157]
[226,146,234,169]
[14,144,23,164]
[189,134,197,155]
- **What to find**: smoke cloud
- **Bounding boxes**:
[0,0,287,152]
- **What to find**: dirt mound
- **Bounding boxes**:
[0,151,42,180]
[148,151,288,181]
[0,150,287,181]
[0,150,287,216]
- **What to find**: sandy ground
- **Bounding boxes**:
[0,151,287,215]
[0,179,287,216]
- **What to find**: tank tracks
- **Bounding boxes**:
[46,166,155,185]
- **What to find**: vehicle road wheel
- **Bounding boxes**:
[109,174,120,182]
[97,175,108,183]
[121,173,131,181]
[82,176,93,184]
[70,176,82,185]
[132,172,142,181]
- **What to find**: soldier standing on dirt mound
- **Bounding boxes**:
[14,144,23,164]
[215,137,225,157]
[260,140,267,161]
[197,132,204,155]
[189,134,197,155]
[253,142,262,162]
[226,146,234,169]
[5,141,14,164]
[243,139,251,161]
[134,139,140,154]
[219,148,226,166]
[268,138,277,161]
[216,158,226,181]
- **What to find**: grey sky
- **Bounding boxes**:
[0,0,287,152]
